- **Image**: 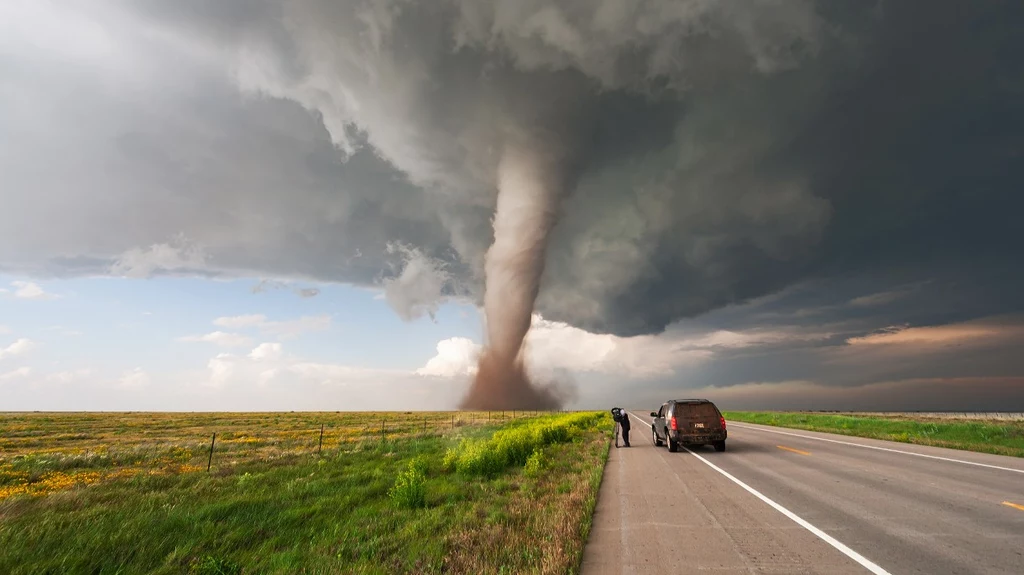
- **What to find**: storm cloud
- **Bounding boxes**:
[2,0,1022,342]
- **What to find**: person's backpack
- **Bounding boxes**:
[610,407,624,423]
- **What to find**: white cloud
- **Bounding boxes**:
[110,237,208,278]
[524,316,707,378]
[213,314,268,329]
[416,316,833,381]
[0,338,36,360]
[255,368,280,385]
[178,331,252,347]
[9,281,59,300]
[0,367,32,381]
[203,343,404,388]
[206,353,236,387]
[673,329,826,350]
[416,337,481,377]
[210,314,330,339]
[249,342,282,361]
[176,351,460,409]
[263,316,331,339]
[48,368,94,383]
[119,368,150,388]
[382,243,453,321]
[417,315,712,380]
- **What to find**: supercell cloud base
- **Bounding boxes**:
[0,1,1022,410]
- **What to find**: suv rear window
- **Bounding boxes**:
[673,402,718,418]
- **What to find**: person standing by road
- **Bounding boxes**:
[611,407,631,447]
[619,409,631,447]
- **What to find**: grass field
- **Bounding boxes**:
[723,411,1024,458]
[0,410,611,574]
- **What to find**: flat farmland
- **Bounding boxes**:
[0,411,611,574]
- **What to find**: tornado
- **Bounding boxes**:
[459,144,567,410]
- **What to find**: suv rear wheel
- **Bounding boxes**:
[713,440,726,452]
[667,433,679,452]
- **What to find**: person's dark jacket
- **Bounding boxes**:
[619,413,630,430]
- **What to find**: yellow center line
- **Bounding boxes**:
[777,445,811,456]
[1002,501,1024,512]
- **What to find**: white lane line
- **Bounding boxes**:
[731,423,1024,475]
[683,446,893,575]
[627,413,892,575]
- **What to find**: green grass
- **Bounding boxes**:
[723,411,1024,458]
[0,411,612,574]
[388,458,428,509]
[444,412,603,477]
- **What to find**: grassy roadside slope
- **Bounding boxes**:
[723,411,1024,458]
[0,412,612,574]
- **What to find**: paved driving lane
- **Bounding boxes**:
[581,413,1024,574]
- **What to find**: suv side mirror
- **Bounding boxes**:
[650,412,658,417]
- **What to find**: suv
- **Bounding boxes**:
[650,399,727,452]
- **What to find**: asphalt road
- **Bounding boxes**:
[581,412,1024,575]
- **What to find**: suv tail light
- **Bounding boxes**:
[670,417,678,430]
[720,416,727,429]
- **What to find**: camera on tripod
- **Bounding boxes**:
[610,407,624,423]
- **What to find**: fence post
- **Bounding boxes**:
[452,413,455,429]
[423,417,427,434]
[318,423,324,455]
[381,420,385,443]
[207,433,216,472]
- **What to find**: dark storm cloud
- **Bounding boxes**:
[583,278,1024,411]
[542,0,1024,335]
[2,1,1022,337]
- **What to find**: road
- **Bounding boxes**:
[581,412,1024,574]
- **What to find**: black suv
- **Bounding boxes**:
[650,399,727,452]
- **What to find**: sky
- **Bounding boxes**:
[1,0,1022,411]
